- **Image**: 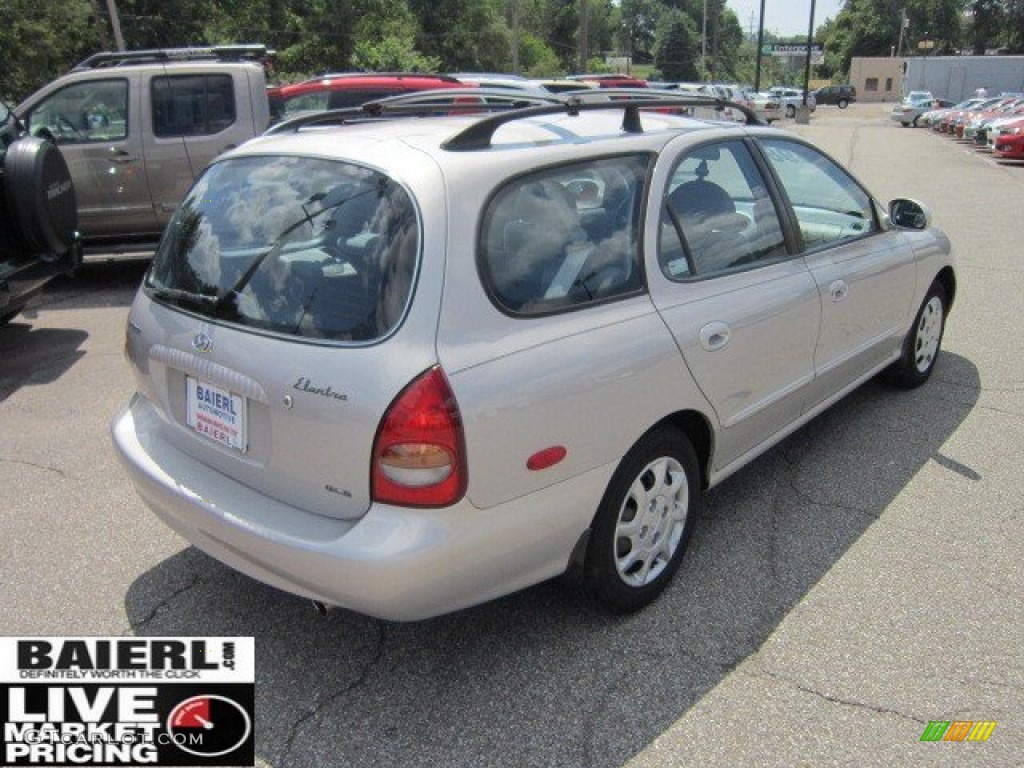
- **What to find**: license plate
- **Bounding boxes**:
[186,377,247,452]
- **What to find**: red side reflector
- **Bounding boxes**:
[527,446,567,471]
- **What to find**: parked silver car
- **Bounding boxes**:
[769,86,816,118]
[113,97,956,621]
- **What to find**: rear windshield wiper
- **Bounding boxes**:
[148,284,219,311]
[213,186,381,318]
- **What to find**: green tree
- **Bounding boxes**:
[0,1,99,102]
[654,8,699,81]
[619,0,665,63]
[966,0,1003,53]
[518,32,564,75]
[408,0,509,71]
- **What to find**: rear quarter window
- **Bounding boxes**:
[479,155,649,316]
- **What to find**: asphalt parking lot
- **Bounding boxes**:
[1,103,1021,767]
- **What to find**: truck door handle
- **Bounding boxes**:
[700,322,731,351]
[107,148,139,164]
[829,280,849,302]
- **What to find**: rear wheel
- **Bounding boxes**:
[786,104,796,118]
[838,98,849,109]
[886,281,947,388]
[581,427,700,614]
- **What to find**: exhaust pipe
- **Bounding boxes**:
[310,599,330,616]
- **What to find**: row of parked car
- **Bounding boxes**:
[269,73,832,127]
[892,91,1024,159]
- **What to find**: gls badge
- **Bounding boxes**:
[192,333,214,354]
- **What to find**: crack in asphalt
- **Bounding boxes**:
[0,457,67,478]
[743,667,928,725]
[131,573,202,630]
[277,620,387,768]
[580,649,737,768]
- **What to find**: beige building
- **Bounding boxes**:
[849,57,904,102]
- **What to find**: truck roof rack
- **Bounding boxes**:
[74,44,274,70]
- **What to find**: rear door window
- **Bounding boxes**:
[147,156,419,342]
[152,74,236,137]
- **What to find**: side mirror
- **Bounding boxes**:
[889,198,931,230]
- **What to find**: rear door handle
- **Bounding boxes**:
[699,322,731,351]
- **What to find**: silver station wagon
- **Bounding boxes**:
[113,97,955,621]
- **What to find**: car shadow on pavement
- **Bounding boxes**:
[30,259,149,314]
[125,352,980,768]
[0,322,88,403]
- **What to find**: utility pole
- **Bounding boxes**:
[701,0,708,79]
[579,0,589,73]
[105,0,125,51]
[798,0,816,121]
[896,8,909,56]
[511,0,520,74]
[754,0,767,91]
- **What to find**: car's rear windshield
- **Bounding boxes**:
[146,155,419,343]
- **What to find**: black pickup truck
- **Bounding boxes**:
[0,98,81,325]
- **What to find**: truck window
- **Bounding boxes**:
[152,74,236,137]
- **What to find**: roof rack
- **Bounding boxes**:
[301,72,464,84]
[265,88,564,134]
[264,91,762,147]
[74,44,274,70]
[441,95,762,151]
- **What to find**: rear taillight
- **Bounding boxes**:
[372,366,467,507]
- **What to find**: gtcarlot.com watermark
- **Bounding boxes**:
[1,637,254,766]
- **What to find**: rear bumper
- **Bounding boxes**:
[0,238,82,312]
[112,394,607,621]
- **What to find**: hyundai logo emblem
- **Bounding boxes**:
[192,333,214,354]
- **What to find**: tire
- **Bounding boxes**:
[581,426,700,614]
[886,281,947,388]
[838,98,849,109]
[786,104,796,118]
[912,115,921,127]
[2,136,77,256]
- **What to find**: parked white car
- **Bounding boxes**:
[113,96,955,621]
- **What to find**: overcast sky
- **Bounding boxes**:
[726,0,846,37]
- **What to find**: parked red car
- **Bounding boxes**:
[936,96,1000,133]
[992,118,1024,159]
[276,73,475,119]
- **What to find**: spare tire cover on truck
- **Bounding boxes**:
[2,136,77,256]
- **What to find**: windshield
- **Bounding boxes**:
[147,155,419,342]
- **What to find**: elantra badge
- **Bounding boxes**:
[192,333,214,354]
